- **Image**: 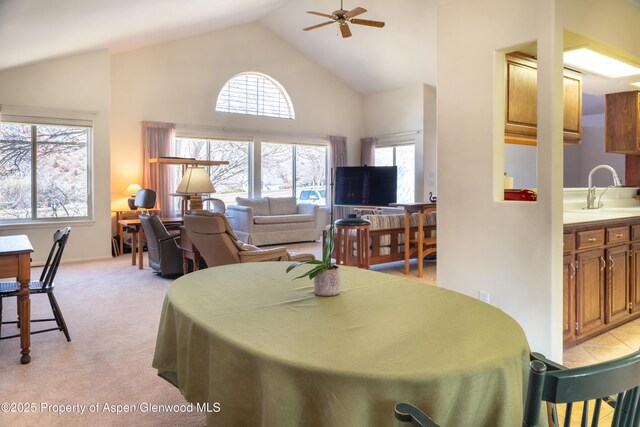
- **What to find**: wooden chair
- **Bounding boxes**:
[0,227,71,342]
[394,350,640,427]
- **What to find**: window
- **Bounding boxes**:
[261,142,327,205]
[375,143,415,203]
[173,137,250,208]
[216,72,295,119]
[0,119,91,222]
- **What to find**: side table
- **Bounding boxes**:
[389,202,437,278]
[113,209,160,255]
[334,218,371,269]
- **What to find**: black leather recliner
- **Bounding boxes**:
[138,214,183,278]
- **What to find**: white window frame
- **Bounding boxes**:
[215,72,295,120]
[0,107,94,225]
[375,137,416,203]
[174,126,328,205]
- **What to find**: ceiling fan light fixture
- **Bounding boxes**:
[304,1,384,38]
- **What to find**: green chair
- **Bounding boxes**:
[394,350,640,427]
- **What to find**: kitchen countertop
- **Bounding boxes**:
[563,187,640,225]
[564,207,640,225]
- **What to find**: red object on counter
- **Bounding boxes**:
[504,189,537,201]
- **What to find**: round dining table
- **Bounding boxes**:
[153,262,531,426]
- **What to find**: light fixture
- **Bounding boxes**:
[123,183,142,210]
[176,167,215,211]
[563,48,640,78]
[631,82,640,89]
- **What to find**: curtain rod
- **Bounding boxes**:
[374,130,422,139]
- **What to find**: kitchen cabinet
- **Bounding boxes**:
[505,52,583,145]
[563,251,576,344]
[575,248,606,337]
[605,90,640,154]
[564,218,640,348]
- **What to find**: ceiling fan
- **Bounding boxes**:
[303,0,385,38]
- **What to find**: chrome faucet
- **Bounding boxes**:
[586,165,622,209]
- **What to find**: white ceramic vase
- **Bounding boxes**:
[314,268,340,297]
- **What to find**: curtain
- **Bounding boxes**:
[360,137,376,166]
[141,121,176,217]
[329,135,348,220]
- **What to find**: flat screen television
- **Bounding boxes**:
[334,166,397,207]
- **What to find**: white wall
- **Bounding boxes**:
[563,114,626,188]
[438,0,564,359]
[363,84,437,201]
[110,22,364,209]
[0,51,112,264]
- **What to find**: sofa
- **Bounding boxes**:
[325,212,437,267]
[227,197,322,246]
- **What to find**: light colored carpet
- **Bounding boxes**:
[0,242,436,426]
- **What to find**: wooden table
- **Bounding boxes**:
[112,209,160,255]
[117,217,182,269]
[0,235,34,364]
[153,263,531,426]
[390,202,437,278]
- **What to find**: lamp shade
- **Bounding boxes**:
[176,167,215,194]
[123,183,142,196]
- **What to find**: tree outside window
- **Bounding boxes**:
[0,121,90,221]
[375,144,415,203]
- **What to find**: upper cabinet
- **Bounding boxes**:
[605,90,640,154]
[505,52,583,145]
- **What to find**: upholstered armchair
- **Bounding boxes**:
[183,210,314,267]
[139,214,183,277]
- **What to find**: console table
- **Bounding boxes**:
[389,202,437,278]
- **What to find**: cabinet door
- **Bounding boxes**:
[576,248,606,336]
[605,91,640,153]
[505,54,538,145]
[563,254,576,344]
[606,245,630,325]
[630,242,640,314]
[562,69,582,143]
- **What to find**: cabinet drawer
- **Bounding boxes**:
[607,226,629,244]
[632,225,640,241]
[576,229,605,249]
[563,233,575,253]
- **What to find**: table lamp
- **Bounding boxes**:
[123,184,142,210]
[176,167,215,211]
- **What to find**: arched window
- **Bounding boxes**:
[216,72,295,119]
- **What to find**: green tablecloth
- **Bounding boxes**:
[153,262,530,426]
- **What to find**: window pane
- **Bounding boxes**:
[295,145,326,205]
[36,125,89,218]
[173,138,250,208]
[396,145,415,203]
[208,140,250,206]
[0,123,32,219]
[262,143,293,198]
[375,147,393,166]
[216,72,295,119]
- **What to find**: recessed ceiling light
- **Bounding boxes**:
[563,48,640,78]
[631,82,640,88]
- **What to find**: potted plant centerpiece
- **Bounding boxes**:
[286,169,340,296]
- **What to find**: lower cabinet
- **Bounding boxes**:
[575,248,605,338]
[564,220,640,348]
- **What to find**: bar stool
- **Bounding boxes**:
[334,218,371,269]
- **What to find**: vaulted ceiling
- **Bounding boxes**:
[0,0,637,99]
[0,0,438,95]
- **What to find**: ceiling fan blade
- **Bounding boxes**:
[340,22,352,38]
[307,11,334,19]
[303,21,335,31]
[350,18,385,28]
[345,7,367,19]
